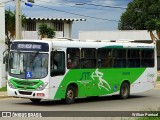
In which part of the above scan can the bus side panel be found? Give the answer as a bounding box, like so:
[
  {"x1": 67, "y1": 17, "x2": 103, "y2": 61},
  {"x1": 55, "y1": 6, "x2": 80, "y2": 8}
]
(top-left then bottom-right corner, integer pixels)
[
  {"x1": 49, "y1": 76, "x2": 66, "y2": 100},
  {"x1": 130, "y1": 68, "x2": 157, "y2": 94},
  {"x1": 53, "y1": 68, "x2": 146, "y2": 99}
]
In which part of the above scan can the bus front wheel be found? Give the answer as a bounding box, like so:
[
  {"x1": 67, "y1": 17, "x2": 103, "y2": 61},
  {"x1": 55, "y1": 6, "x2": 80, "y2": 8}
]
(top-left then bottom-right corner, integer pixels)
[
  {"x1": 65, "y1": 86, "x2": 76, "y2": 104},
  {"x1": 120, "y1": 82, "x2": 130, "y2": 99},
  {"x1": 30, "y1": 99, "x2": 41, "y2": 103}
]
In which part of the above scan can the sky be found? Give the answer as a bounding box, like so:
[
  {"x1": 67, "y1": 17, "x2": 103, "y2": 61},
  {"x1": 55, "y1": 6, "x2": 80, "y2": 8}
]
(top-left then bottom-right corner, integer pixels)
[{"x1": 5, "y1": 0, "x2": 133, "y2": 38}]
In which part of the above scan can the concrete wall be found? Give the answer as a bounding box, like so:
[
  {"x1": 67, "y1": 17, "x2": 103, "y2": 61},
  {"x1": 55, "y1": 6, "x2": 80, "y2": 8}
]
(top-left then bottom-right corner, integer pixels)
[
  {"x1": 22, "y1": 31, "x2": 63, "y2": 39},
  {"x1": 23, "y1": 21, "x2": 71, "y2": 39},
  {"x1": 79, "y1": 30, "x2": 152, "y2": 41},
  {"x1": 64, "y1": 22, "x2": 71, "y2": 38},
  {"x1": 0, "y1": 0, "x2": 6, "y2": 88}
]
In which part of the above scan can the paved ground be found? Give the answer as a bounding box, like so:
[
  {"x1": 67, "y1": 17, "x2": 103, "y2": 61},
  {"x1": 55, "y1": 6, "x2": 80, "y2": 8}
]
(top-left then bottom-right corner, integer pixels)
[
  {"x1": 0, "y1": 87, "x2": 160, "y2": 120},
  {"x1": 0, "y1": 74, "x2": 160, "y2": 120},
  {"x1": 0, "y1": 89, "x2": 160, "y2": 120},
  {"x1": 0, "y1": 89, "x2": 160, "y2": 111}
]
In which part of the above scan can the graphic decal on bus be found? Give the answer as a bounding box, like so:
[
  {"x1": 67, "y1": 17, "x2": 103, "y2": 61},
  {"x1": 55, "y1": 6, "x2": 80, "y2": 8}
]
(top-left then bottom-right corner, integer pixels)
[
  {"x1": 92, "y1": 69, "x2": 111, "y2": 91},
  {"x1": 147, "y1": 73, "x2": 155, "y2": 82}
]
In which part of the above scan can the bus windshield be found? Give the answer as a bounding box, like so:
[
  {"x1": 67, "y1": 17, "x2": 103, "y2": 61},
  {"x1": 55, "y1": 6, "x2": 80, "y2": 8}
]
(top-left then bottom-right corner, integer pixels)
[{"x1": 9, "y1": 51, "x2": 48, "y2": 79}]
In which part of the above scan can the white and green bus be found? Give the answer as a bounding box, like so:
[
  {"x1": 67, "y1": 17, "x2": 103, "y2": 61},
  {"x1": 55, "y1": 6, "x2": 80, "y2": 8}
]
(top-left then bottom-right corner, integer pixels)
[{"x1": 7, "y1": 38, "x2": 157, "y2": 104}]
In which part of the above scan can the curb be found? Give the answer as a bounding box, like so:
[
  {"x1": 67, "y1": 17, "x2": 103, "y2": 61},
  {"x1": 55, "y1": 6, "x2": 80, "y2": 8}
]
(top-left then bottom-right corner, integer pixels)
[
  {"x1": 156, "y1": 83, "x2": 160, "y2": 89},
  {"x1": 0, "y1": 95, "x2": 12, "y2": 99}
]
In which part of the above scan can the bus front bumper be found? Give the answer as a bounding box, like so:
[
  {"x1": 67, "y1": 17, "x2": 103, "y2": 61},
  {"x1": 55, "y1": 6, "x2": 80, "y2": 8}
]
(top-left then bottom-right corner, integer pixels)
[{"x1": 7, "y1": 86, "x2": 49, "y2": 100}]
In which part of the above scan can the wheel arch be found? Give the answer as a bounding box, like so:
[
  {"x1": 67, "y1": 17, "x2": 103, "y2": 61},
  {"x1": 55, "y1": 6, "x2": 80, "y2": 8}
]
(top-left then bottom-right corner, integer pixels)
[
  {"x1": 121, "y1": 80, "x2": 130, "y2": 87},
  {"x1": 67, "y1": 82, "x2": 78, "y2": 97},
  {"x1": 119, "y1": 80, "x2": 130, "y2": 99}
]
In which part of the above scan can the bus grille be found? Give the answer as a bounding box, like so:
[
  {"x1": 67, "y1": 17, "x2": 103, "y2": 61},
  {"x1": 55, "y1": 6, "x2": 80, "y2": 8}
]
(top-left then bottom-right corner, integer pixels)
[
  {"x1": 19, "y1": 91, "x2": 32, "y2": 95},
  {"x1": 11, "y1": 79, "x2": 43, "y2": 90},
  {"x1": 13, "y1": 80, "x2": 39, "y2": 86}
]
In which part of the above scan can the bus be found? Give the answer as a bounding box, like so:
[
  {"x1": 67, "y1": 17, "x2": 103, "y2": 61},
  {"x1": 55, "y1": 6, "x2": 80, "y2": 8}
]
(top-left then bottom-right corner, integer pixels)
[{"x1": 7, "y1": 38, "x2": 157, "y2": 104}]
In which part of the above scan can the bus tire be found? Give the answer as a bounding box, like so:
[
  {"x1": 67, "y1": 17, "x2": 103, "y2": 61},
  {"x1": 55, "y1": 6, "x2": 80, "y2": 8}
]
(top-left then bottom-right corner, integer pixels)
[
  {"x1": 65, "y1": 86, "x2": 76, "y2": 104},
  {"x1": 30, "y1": 99, "x2": 41, "y2": 103},
  {"x1": 120, "y1": 82, "x2": 130, "y2": 99}
]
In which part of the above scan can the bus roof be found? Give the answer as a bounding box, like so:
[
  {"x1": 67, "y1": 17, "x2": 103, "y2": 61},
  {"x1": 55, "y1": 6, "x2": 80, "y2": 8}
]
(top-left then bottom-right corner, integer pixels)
[
  {"x1": 51, "y1": 40, "x2": 155, "y2": 49},
  {"x1": 12, "y1": 39, "x2": 155, "y2": 49}
]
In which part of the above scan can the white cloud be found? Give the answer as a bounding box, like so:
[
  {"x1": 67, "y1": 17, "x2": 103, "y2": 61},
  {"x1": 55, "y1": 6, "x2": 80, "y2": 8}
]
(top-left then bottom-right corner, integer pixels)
[{"x1": 92, "y1": 0, "x2": 117, "y2": 6}]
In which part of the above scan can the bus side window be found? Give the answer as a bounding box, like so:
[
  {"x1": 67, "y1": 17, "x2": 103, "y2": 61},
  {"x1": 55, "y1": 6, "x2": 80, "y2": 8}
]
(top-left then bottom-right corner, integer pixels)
[
  {"x1": 51, "y1": 51, "x2": 65, "y2": 77},
  {"x1": 141, "y1": 50, "x2": 154, "y2": 67},
  {"x1": 81, "y1": 48, "x2": 96, "y2": 69},
  {"x1": 97, "y1": 48, "x2": 112, "y2": 68},
  {"x1": 112, "y1": 49, "x2": 126, "y2": 68},
  {"x1": 128, "y1": 49, "x2": 141, "y2": 68},
  {"x1": 67, "y1": 48, "x2": 80, "y2": 69}
]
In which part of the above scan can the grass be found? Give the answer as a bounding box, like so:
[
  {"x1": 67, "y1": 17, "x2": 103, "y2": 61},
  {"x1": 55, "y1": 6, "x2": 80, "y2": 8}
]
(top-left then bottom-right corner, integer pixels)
[
  {"x1": 157, "y1": 76, "x2": 160, "y2": 81},
  {"x1": 136, "y1": 118, "x2": 160, "y2": 120},
  {"x1": 0, "y1": 86, "x2": 7, "y2": 91}
]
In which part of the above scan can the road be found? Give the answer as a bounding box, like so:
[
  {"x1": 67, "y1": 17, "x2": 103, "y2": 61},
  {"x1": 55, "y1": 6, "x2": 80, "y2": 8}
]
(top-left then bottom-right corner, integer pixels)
[
  {"x1": 0, "y1": 89, "x2": 160, "y2": 112},
  {"x1": 0, "y1": 89, "x2": 160, "y2": 119}
]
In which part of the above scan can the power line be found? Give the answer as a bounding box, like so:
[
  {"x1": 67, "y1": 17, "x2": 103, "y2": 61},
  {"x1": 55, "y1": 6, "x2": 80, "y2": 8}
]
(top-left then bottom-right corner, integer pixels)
[
  {"x1": 27, "y1": 3, "x2": 119, "y2": 22},
  {"x1": 37, "y1": 0, "x2": 123, "y2": 12},
  {"x1": 5, "y1": 0, "x2": 119, "y2": 22}
]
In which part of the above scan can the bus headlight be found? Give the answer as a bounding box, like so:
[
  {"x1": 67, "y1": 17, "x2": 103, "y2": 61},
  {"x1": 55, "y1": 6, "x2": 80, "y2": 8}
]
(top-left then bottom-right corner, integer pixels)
[
  {"x1": 8, "y1": 81, "x2": 16, "y2": 89},
  {"x1": 36, "y1": 82, "x2": 48, "y2": 91}
]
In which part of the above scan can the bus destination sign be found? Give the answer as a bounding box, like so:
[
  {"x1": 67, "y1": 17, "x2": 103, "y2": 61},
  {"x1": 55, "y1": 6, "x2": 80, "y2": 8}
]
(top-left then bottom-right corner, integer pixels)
[
  {"x1": 11, "y1": 42, "x2": 49, "y2": 52},
  {"x1": 18, "y1": 44, "x2": 42, "y2": 49}
]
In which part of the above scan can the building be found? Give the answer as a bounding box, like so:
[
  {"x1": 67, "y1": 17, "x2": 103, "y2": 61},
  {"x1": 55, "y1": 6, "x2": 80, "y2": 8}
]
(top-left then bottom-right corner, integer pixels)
[
  {"x1": 79, "y1": 30, "x2": 160, "y2": 69},
  {"x1": 23, "y1": 17, "x2": 86, "y2": 39},
  {"x1": 0, "y1": 0, "x2": 6, "y2": 88},
  {"x1": 79, "y1": 30, "x2": 152, "y2": 42}
]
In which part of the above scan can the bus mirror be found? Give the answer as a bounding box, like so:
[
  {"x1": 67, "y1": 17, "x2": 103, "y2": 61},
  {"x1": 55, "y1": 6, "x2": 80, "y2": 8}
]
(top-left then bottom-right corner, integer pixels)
[
  {"x1": 3, "y1": 56, "x2": 6, "y2": 64},
  {"x1": 3, "y1": 49, "x2": 8, "y2": 64}
]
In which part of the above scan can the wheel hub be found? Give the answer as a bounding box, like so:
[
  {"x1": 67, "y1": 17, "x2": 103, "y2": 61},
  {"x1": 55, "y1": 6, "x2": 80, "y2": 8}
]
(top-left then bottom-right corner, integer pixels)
[{"x1": 67, "y1": 90, "x2": 73, "y2": 99}]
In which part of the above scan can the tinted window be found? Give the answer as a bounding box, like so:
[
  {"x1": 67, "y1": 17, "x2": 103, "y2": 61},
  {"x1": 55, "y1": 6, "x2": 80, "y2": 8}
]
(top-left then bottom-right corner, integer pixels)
[
  {"x1": 127, "y1": 49, "x2": 141, "y2": 68},
  {"x1": 81, "y1": 48, "x2": 96, "y2": 68},
  {"x1": 141, "y1": 50, "x2": 154, "y2": 67},
  {"x1": 51, "y1": 51, "x2": 65, "y2": 76},
  {"x1": 67, "y1": 48, "x2": 80, "y2": 69},
  {"x1": 112, "y1": 49, "x2": 126, "y2": 68},
  {"x1": 97, "y1": 48, "x2": 112, "y2": 68}
]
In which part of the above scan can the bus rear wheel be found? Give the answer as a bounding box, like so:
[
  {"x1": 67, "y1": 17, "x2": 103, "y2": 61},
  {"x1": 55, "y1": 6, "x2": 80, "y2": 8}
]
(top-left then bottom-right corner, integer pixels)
[
  {"x1": 65, "y1": 86, "x2": 76, "y2": 104},
  {"x1": 30, "y1": 99, "x2": 41, "y2": 103},
  {"x1": 120, "y1": 82, "x2": 130, "y2": 99}
]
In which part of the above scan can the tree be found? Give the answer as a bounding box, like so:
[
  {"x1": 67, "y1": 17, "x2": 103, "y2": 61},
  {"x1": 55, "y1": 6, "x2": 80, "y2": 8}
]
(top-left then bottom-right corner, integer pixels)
[
  {"x1": 5, "y1": 9, "x2": 26, "y2": 50},
  {"x1": 4, "y1": 10, "x2": 26, "y2": 71},
  {"x1": 118, "y1": 0, "x2": 160, "y2": 41},
  {"x1": 38, "y1": 23, "x2": 55, "y2": 39}
]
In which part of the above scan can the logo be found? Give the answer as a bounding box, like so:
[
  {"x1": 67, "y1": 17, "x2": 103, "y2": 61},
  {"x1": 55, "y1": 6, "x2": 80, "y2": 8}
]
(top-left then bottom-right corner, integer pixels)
[
  {"x1": 92, "y1": 69, "x2": 111, "y2": 91},
  {"x1": 24, "y1": 85, "x2": 27, "y2": 90},
  {"x1": 147, "y1": 73, "x2": 155, "y2": 82},
  {"x1": 2, "y1": 112, "x2": 11, "y2": 117},
  {"x1": 26, "y1": 72, "x2": 32, "y2": 79}
]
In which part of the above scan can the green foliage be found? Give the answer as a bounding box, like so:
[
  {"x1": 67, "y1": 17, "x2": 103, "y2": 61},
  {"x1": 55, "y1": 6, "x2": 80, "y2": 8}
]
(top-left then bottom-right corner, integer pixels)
[
  {"x1": 5, "y1": 9, "x2": 26, "y2": 49},
  {"x1": 0, "y1": 87, "x2": 7, "y2": 91},
  {"x1": 118, "y1": 0, "x2": 160, "y2": 33},
  {"x1": 38, "y1": 23, "x2": 55, "y2": 39},
  {"x1": 5, "y1": 9, "x2": 16, "y2": 44},
  {"x1": 136, "y1": 117, "x2": 160, "y2": 120},
  {"x1": 47, "y1": 27, "x2": 55, "y2": 38},
  {"x1": 157, "y1": 76, "x2": 160, "y2": 81}
]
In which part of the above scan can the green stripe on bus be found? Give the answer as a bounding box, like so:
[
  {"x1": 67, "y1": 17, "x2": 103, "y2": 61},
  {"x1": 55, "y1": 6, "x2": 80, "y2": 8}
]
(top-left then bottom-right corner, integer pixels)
[{"x1": 9, "y1": 78, "x2": 44, "y2": 90}]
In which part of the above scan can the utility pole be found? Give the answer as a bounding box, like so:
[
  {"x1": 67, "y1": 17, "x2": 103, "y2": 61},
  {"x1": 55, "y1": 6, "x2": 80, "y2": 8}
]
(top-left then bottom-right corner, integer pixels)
[{"x1": 15, "y1": 0, "x2": 22, "y2": 39}]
